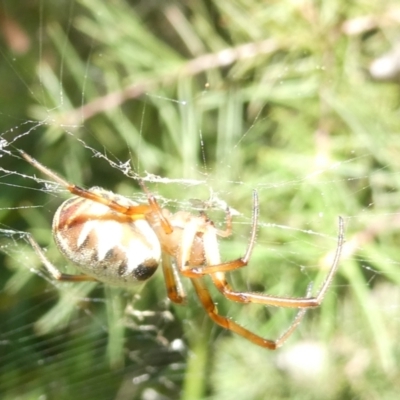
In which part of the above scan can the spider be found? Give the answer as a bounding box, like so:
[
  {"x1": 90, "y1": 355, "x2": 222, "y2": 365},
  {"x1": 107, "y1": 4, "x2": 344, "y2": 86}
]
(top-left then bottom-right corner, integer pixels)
[{"x1": 20, "y1": 150, "x2": 344, "y2": 349}]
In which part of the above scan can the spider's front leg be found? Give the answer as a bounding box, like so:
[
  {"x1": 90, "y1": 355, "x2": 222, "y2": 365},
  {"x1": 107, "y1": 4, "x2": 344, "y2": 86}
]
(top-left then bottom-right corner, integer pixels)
[{"x1": 20, "y1": 150, "x2": 162, "y2": 221}]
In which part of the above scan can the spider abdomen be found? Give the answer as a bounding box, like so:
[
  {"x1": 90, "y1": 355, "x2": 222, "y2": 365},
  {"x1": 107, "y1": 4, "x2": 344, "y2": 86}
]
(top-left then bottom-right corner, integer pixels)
[{"x1": 52, "y1": 189, "x2": 161, "y2": 286}]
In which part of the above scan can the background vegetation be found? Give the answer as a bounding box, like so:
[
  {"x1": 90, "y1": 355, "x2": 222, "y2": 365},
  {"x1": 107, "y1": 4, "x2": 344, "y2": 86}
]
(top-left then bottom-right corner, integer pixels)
[{"x1": 1, "y1": 1, "x2": 400, "y2": 399}]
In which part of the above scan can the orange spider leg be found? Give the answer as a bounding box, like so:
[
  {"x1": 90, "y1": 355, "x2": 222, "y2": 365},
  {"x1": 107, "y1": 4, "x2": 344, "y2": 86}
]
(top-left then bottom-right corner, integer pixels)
[
  {"x1": 138, "y1": 179, "x2": 173, "y2": 234},
  {"x1": 178, "y1": 191, "x2": 258, "y2": 278},
  {"x1": 177, "y1": 217, "x2": 252, "y2": 278},
  {"x1": 190, "y1": 277, "x2": 313, "y2": 349},
  {"x1": 210, "y1": 216, "x2": 344, "y2": 309},
  {"x1": 161, "y1": 253, "x2": 186, "y2": 304},
  {"x1": 215, "y1": 206, "x2": 233, "y2": 238},
  {"x1": 19, "y1": 150, "x2": 175, "y2": 231}
]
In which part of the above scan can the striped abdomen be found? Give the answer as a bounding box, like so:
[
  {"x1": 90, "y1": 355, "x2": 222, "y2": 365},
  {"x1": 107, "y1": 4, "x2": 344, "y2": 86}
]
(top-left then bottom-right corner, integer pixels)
[{"x1": 52, "y1": 187, "x2": 161, "y2": 286}]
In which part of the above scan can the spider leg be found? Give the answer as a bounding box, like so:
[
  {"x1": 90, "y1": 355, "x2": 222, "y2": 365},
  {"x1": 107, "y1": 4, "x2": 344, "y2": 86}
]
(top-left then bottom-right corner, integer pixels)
[
  {"x1": 177, "y1": 190, "x2": 259, "y2": 278},
  {"x1": 207, "y1": 205, "x2": 232, "y2": 238},
  {"x1": 26, "y1": 234, "x2": 98, "y2": 282},
  {"x1": 273, "y1": 282, "x2": 313, "y2": 346},
  {"x1": 210, "y1": 216, "x2": 345, "y2": 309},
  {"x1": 20, "y1": 151, "x2": 174, "y2": 232},
  {"x1": 216, "y1": 206, "x2": 232, "y2": 238},
  {"x1": 190, "y1": 277, "x2": 313, "y2": 349},
  {"x1": 176, "y1": 217, "x2": 250, "y2": 278},
  {"x1": 161, "y1": 253, "x2": 186, "y2": 304},
  {"x1": 138, "y1": 179, "x2": 173, "y2": 234}
]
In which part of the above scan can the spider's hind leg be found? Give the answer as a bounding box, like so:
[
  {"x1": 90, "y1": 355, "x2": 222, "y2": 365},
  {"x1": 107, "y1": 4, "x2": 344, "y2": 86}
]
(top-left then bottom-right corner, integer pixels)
[
  {"x1": 26, "y1": 234, "x2": 98, "y2": 282},
  {"x1": 190, "y1": 278, "x2": 312, "y2": 349}
]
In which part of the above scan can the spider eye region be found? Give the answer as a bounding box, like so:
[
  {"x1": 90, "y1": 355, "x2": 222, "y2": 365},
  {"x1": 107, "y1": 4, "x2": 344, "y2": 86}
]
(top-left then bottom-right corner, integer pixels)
[{"x1": 52, "y1": 195, "x2": 161, "y2": 286}]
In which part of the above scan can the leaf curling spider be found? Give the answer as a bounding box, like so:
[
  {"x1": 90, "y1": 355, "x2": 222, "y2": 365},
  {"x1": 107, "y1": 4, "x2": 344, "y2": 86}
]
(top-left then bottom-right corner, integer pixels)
[{"x1": 19, "y1": 150, "x2": 344, "y2": 349}]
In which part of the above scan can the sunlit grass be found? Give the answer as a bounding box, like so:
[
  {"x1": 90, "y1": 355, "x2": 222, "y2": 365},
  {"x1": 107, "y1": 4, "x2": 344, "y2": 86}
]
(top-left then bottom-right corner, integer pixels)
[{"x1": 1, "y1": 1, "x2": 400, "y2": 399}]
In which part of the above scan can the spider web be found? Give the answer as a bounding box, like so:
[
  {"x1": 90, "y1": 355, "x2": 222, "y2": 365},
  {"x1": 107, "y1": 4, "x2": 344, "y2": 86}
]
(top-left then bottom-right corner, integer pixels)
[{"x1": 1, "y1": 1, "x2": 400, "y2": 400}]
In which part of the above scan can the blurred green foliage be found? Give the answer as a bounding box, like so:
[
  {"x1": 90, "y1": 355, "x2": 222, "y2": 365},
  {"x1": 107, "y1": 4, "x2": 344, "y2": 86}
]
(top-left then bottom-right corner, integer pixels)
[{"x1": 1, "y1": 0, "x2": 400, "y2": 399}]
